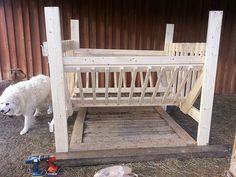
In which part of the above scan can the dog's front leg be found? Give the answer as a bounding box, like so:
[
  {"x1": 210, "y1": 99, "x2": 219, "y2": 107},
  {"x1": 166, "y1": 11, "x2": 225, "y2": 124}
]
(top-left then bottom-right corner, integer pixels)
[{"x1": 20, "y1": 113, "x2": 33, "y2": 135}]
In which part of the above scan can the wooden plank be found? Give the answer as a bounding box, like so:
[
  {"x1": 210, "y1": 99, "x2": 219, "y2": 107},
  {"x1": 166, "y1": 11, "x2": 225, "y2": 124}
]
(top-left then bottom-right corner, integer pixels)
[
  {"x1": 187, "y1": 107, "x2": 200, "y2": 123},
  {"x1": 105, "y1": 68, "x2": 109, "y2": 105},
  {"x1": 88, "y1": 107, "x2": 155, "y2": 113},
  {"x1": 155, "y1": 107, "x2": 196, "y2": 145},
  {"x1": 5, "y1": 0, "x2": 17, "y2": 70},
  {"x1": 139, "y1": 67, "x2": 151, "y2": 104},
  {"x1": 71, "y1": 97, "x2": 185, "y2": 108},
  {"x1": 229, "y1": 133, "x2": 236, "y2": 177},
  {"x1": 85, "y1": 72, "x2": 89, "y2": 88},
  {"x1": 70, "y1": 108, "x2": 87, "y2": 147},
  {"x1": 164, "y1": 24, "x2": 174, "y2": 51},
  {"x1": 55, "y1": 145, "x2": 229, "y2": 166},
  {"x1": 123, "y1": 70, "x2": 127, "y2": 88},
  {"x1": 77, "y1": 69, "x2": 84, "y2": 103},
  {"x1": 64, "y1": 56, "x2": 204, "y2": 66},
  {"x1": 114, "y1": 72, "x2": 117, "y2": 88},
  {"x1": 84, "y1": 126, "x2": 171, "y2": 134},
  {"x1": 117, "y1": 68, "x2": 123, "y2": 105},
  {"x1": 72, "y1": 137, "x2": 187, "y2": 151},
  {"x1": 74, "y1": 48, "x2": 165, "y2": 56},
  {"x1": 44, "y1": 7, "x2": 68, "y2": 152},
  {"x1": 85, "y1": 120, "x2": 166, "y2": 128},
  {"x1": 84, "y1": 130, "x2": 173, "y2": 138},
  {"x1": 91, "y1": 68, "x2": 96, "y2": 104},
  {"x1": 70, "y1": 19, "x2": 80, "y2": 49},
  {"x1": 64, "y1": 76, "x2": 73, "y2": 117},
  {"x1": 197, "y1": 11, "x2": 223, "y2": 145},
  {"x1": 128, "y1": 68, "x2": 137, "y2": 104},
  {"x1": 83, "y1": 133, "x2": 178, "y2": 143},
  {"x1": 29, "y1": 0, "x2": 42, "y2": 75},
  {"x1": 180, "y1": 72, "x2": 203, "y2": 114},
  {"x1": 0, "y1": 0, "x2": 11, "y2": 79},
  {"x1": 151, "y1": 68, "x2": 164, "y2": 102}
]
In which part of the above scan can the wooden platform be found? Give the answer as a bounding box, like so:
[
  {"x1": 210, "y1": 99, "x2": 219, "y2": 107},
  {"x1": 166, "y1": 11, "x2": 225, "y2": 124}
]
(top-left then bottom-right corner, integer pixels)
[{"x1": 70, "y1": 106, "x2": 196, "y2": 151}]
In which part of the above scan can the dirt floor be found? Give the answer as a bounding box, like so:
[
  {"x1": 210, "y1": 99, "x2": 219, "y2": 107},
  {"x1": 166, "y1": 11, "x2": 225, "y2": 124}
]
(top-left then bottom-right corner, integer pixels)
[{"x1": 0, "y1": 96, "x2": 235, "y2": 177}]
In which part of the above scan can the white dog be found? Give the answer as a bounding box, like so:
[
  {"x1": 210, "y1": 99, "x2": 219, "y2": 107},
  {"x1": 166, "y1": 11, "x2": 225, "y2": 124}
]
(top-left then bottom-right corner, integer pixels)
[{"x1": 0, "y1": 74, "x2": 53, "y2": 135}]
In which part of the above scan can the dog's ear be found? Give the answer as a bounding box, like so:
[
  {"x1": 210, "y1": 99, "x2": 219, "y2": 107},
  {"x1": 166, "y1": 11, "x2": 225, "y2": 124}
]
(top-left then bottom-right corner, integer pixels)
[{"x1": 10, "y1": 69, "x2": 26, "y2": 83}]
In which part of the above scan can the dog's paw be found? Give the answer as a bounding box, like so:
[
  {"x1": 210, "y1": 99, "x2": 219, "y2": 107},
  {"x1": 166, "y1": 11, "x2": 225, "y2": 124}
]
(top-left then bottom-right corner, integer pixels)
[
  {"x1": 20, "y1": 128, "x2": 28, "y2": 135},
  {"x1": 48, "y1": 122, "x2": 54, "y2": 132}
]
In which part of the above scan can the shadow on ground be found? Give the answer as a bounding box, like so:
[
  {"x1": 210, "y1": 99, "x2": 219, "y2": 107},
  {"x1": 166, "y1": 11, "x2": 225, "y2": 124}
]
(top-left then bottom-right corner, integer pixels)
[{"x1": 0, "y1": 96, "x2": 235, "y2": 177}]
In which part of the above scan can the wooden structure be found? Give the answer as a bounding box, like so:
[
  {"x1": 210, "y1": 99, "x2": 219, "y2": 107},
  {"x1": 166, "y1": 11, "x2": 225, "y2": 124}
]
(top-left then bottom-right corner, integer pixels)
[
  {"x1": 1, "y1": 0, "x2": 236, "y2": 95},
  {"x1": 44, "y1": 7, "x2": 223, "y2": 155},
  {"x1": 228, "y1": 133, "x2": 236, "y2": 177}
]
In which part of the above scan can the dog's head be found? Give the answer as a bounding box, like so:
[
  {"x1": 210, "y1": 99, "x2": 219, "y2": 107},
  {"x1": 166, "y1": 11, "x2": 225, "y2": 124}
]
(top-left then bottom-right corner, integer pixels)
[{"x1": 0, "y1": 90, "x2": 22, "y2": 116}]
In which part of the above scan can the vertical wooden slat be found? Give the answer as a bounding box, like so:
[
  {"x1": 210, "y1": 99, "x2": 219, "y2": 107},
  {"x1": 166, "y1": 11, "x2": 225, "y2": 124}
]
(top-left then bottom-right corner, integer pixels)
[
  {"x1": 123, "y1": 70, "x2": 127, "y2": 88},
  {"x1": 139, "y1": 72, "x2": 144, "y2": 87},
  {"x1": 77, "y1": 69, "x2": 84, "y2": 103},
  {"x1": 96, "y1": 72, "x2": 99, "y2": 88},
  {"x1": 151, "y1": 68, "x2": 164, "y2": 102},
  {"x1": 128, "y1": 67, "x2": 137, "y2": 104},
  {"x1": 12, "y1": 0, "x2": 27, "y2": 75},
  {"x1": 114, "y1": 72, "x2": 117, "y2": 88},
  {"x1": 91, "y1": 68, "x2": 96, "y2": 104},
  {"x1": 0, "y1": 0, "x2": 11, "y2": 79},
  {"x1": 22, "y1": 0, "x2": 33, "y2": 78},
  {"x1": 105, "y1": 68, "x2": 109, "y2": 105},
  {"x1": 38, "y1": 0, "x2": 49, "y2": 76},
  {"x1": 88, "y1": 0, "x2": 97, "y2": 48},
  {"x1": 29, "y1": 0, "x2": 42, "y2": 75},
  {"x1": 139, "y1": 67, "x2": 151, "y2": 104},
  {"x1": 117, "y1": 67, "x2": 123, "y2": 105},
  {"x1": 70, "y1": 19, "x2": 80, "y2": 49},
  {"x1": 164, "y1": 24, "x2": 174, "y2": 51},
  {"x1": 86, "y1": 72, "x2": 89, "y2": 88},
  {"x1": 4, "y1": 0, "x2": 17, "y2": 69}
]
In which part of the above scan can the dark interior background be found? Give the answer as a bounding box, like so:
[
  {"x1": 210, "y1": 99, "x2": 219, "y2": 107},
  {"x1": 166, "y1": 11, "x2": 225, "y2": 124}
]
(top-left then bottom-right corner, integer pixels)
[{"x1": 0, "y1": 0, "x2": 235, "y2": 94}]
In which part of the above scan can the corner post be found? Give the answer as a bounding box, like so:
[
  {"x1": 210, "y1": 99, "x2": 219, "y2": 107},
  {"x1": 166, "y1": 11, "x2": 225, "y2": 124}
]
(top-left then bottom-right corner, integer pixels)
[
  {"x1": 229, "y1": 133, "x2": 236, "y2": 176},
  {"x1": 164, "y1": 24, "x2": 174, "y2": 51},
  {"x1": 70, "y1": 19, "x2": 80, "y2": 49},
  {"x1": 197, "y1": 11, "x2": 223, "y2": 145},
  {"x1": 44, "y1": 7, "x2": 68, "y2": 152}
]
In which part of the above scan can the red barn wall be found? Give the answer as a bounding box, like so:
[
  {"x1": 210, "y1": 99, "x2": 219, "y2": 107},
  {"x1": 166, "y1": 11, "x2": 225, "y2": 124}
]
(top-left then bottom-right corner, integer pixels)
[{"x1": 0, "y1": 0, "x2": 235, "y2": 94}]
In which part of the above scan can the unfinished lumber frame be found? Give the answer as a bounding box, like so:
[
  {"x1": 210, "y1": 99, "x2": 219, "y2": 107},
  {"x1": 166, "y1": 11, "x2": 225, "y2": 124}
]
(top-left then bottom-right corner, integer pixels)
[{"x1": 44, "y1": 7, "x2": 223, "y2": 153}]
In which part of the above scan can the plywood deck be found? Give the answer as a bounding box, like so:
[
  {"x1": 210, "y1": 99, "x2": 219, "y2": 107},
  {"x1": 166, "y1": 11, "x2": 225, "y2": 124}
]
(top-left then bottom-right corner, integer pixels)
[{"x1": 70, "y1": 107, "x2": 196, "y2": 151}]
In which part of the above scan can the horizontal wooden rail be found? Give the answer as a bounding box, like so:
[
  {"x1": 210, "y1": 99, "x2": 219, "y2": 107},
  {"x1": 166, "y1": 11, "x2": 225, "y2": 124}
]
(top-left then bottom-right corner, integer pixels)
[
  {"x1": 71, "y1": 97, "x2": 185, "y2": 108},
  {"x1": 64, "y1": 56, "x2": 204, "y2": 66},
  {"x1": 74, "y1": 48, "x2": 166, "y2": 56},
  {"x1": 65, "y1": 65, "x2": 203, "y2": 72}
]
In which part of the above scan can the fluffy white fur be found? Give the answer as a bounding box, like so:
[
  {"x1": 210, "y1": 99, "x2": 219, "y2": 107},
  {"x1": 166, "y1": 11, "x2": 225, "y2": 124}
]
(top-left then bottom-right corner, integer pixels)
[{"x1": 0, "y1": 74, "x2": 53, "y2": 135}]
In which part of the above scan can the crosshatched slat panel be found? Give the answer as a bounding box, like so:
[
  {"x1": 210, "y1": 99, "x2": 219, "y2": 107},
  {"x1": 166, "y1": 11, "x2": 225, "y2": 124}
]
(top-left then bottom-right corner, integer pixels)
[{"x1": 68, "y1": 65, "x2": 202, "y2": 107}]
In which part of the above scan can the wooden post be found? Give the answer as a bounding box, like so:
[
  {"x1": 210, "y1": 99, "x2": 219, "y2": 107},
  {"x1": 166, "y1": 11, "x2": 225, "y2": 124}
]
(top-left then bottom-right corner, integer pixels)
[
  {"x1": 70, "y1": 19, "x2": 80, "y2": 49},
  {"x1": 45, "y1": 7, "x2": 69, "y2": 152},
  {"x1": 229, "y1": 133, "x2": 236, "y2": 177},
  {"x1": 163, "y1": 24, "x2": 174, "y2": 111},
  {"x1": 164, "y1": 24, "x2": 174, "y2": 51},
  {"x1": 197, "y1": 11, "x2": 223, "y2": 145}
]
